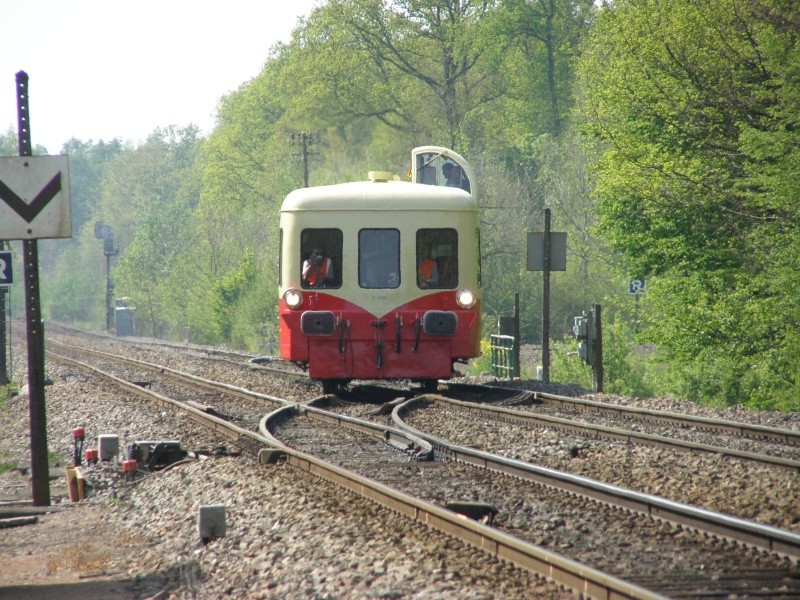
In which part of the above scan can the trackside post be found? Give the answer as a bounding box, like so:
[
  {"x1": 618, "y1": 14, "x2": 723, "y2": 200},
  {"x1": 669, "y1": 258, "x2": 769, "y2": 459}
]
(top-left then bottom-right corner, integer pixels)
[{"x1": 16, "y1": 71, "x2": 50, "y2": 506}]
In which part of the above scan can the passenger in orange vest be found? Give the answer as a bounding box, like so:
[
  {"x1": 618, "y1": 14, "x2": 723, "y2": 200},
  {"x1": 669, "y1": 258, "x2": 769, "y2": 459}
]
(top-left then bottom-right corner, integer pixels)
[
  {"x1": 302, "y1": 246, "x2": 334, "y2": 288},
  {"x1": 417, "y1": 249, "x2": 439, "y2": 289}
]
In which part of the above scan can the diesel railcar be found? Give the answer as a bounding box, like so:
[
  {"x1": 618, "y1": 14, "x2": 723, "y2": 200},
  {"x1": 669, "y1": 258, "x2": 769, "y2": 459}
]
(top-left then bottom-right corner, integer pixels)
[{"x1": 278, "y1": 146, "x2": 481, "y2": 392}]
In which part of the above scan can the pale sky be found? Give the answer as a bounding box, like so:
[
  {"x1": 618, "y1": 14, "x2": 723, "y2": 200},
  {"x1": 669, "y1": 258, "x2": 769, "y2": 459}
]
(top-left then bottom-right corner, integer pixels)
[{"x1": 0, "y1": 0, "x2": 318, "y2": 154}]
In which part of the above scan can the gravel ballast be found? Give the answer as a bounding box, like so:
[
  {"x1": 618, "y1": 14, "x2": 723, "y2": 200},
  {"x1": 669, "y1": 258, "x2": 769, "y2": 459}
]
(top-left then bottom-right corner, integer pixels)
[
  {"x1": 0, "y1": 349, "x2": 569, "y2": 599},
  {"x1": 2, "y1": 332, "x2": 798, "y2": 598}
]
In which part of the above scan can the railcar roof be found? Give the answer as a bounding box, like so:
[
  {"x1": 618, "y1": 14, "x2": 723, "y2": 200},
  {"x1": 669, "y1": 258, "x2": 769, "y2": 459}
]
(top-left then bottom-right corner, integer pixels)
[{"x1": 281, "y1": 179, "x2": 477, "y2": 212}]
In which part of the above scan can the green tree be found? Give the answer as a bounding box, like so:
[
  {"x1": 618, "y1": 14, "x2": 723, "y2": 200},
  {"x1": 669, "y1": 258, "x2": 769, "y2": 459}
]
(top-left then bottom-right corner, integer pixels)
[
  {"x1": 103, "y1": 127, "x2": 202, "y2": 336},
  {"x1": 286, "y1": 0, "x2": 507, "y2": 150},
  {"x1": 174, "y1": 53, "x2": 295, "y2": 349},
  {"x1": 0, "y1": 127, "x2": 48, "y2": 156},
  {"x1": 45, "y1": 231, "x2": 105, "y2": 325},
  {"x1": 498, "y1": 0, "x2": 595, "y2": 138},
  {"x1": 59, "y1": 138, "x2": 127, "y2": 236},
  {"x1": 579, "y1": 0, "x2": 800, "y2": 408}
]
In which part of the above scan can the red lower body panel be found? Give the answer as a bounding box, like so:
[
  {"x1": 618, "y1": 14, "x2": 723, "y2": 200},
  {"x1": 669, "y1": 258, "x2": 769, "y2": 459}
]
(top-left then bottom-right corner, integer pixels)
[
  {"x1": 280, "y1": 292, "x2": 480, "y2": 381},
  {"x1": 307, "y1": 339, "x2": 453, "y2": 379}
]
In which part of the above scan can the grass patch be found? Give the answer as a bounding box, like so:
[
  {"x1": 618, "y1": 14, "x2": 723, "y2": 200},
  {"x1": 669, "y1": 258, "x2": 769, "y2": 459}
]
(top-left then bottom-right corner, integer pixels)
[
  {"x1": 0, "y1": 451, "x2": 17, "y2": 475},
  {"x1": 46, "y1": 544, "x2": 111, "y2": 576},
  {"x1": 0, "y1": 383, "x2": 16, "y2": 409},
  {"x1": 48, "y1": 450, "x2": 68, "y2": 464}
]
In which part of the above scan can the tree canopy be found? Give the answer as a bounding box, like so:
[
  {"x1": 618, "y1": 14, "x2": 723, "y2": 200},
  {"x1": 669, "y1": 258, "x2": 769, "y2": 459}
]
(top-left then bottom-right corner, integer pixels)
[
  {"x1": 580, "y1": 0, "x2": 800, "y2": 406},
  {"x1": 13, "y1": 0, "x2": 798, "y2": 409}
]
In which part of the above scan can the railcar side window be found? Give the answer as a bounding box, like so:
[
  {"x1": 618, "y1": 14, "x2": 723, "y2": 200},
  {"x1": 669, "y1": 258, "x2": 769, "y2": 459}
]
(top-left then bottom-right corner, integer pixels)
[
  {"x1": 359, "y1": 229, "x2": 400, "y2": 289},
  {"x1": 416, "y1": 229, "x2": 458, "y2": 289},
  {"x1": 300, "y1": 228, "x2": 342, "y2": 289}
]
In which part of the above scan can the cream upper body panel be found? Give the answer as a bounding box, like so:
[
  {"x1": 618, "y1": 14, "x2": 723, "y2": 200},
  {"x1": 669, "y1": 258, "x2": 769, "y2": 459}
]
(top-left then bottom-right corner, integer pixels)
[{"x1": 281, "y1": 179, "x2": 476, "y2": 213}]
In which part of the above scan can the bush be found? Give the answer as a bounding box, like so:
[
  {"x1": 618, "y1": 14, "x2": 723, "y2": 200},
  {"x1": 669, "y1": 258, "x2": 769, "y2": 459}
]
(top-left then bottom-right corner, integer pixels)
[
  {"x1": 467, "y1": 338, "x2": 494, "y2": 376},
  {"x1": 550, "y1": 339, "x2": 592, "y2": 389},
  {"x1": 551, "y1": 316, "x2": 655, "y2": 397}
]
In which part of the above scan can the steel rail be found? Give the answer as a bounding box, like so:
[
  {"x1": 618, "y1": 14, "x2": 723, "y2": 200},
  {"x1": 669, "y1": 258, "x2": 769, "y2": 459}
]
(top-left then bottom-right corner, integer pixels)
[
  {"x1": 48, "y1": 351, "x2": 272, "y2": 452},
  {"x1": 259, "y1": 405, "x2": 668, "y2": 600},
  {"x1": 444, "y1": 382, "x2": 800, "y2": 446},
  {"x1": 44, "y1": 321, "x2": 258, "y2": 362},
  {"x1": 46, "y1": 333, "x2": 306, "y2": 378},
  {"x1": 50, "y1": 348, "x2": 666, "y2": 599},
  {"x1": 302, "y1": 398, "x2": 434, "y2": 459},
  {"x1": 46, "y1": 340, "x2": 292, "y2": 408},
  {"x1": 426, "y1": 394, "x2": 800, "y2": 472},
  {"x1": 531, "y1": 390, "x2": 800, "y2": 446},
  {"x1": 392, "y1": 396, "x2": 800, "y2": 561}
]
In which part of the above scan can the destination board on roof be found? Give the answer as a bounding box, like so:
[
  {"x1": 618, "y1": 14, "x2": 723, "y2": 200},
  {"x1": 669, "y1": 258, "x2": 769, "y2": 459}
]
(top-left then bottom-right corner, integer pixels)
[{"x1": 0, "y1": 155, "x2": 71, "y2": 240}]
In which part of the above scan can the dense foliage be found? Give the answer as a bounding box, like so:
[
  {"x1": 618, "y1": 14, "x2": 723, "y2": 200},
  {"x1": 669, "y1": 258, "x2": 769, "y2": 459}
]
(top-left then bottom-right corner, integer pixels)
[
  {"x1": 3, "y1": 0, "x2": 797, "y2": 409},
  {"x1": 580, "y1": 0, "x2": 800, "y2": 408}
]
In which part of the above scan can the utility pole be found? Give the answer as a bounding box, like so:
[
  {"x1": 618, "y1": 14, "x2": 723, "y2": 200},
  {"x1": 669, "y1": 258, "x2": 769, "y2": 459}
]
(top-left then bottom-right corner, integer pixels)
[
  {"x1": 1, "y1": 72, "x2": 70, "y2": 507},
  {"x1": 542, "y1": 208, "x2": 552, "y2": 382},
  {"x1": 513, "y1": 292, "x2": 521, "y2": 378},
  {"x1": 592, "y1": 303, "x2": 604, "y2": 393},
  {"x1": 572, "y1": 303, "x2": 604, "y2": 393},
  {"x1": 291, "y1": 132, "x2": 317, "y2": 187}
]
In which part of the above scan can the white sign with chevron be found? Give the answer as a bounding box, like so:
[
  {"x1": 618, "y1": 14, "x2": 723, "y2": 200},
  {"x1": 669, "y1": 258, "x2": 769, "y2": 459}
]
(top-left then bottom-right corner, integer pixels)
[{"x1": 0, "y1": 155, "x2": 71, "y2": 240}]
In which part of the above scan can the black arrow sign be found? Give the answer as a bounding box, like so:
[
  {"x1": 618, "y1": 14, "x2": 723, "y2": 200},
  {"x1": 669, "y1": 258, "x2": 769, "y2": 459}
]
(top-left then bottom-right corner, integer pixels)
[{"x1": 0, "y1": 172, "x2": 62, "y2": 223}]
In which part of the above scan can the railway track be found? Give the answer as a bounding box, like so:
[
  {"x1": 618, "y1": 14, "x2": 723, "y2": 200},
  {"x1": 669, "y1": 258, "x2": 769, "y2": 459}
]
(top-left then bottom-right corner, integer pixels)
[
  {"x1": 420, "y1": 393, "x2": 800, "y2": 470},
  {"x1": 532, "y1": 390, "x2": 800, "y2": 449},
  {"x1": 268, "y1": 397, "x2": 800, "y2": 598},
  {"x1": 37, "y1": 335, "x2": 800, "y2": 598},
  {"x1": 446, "y1": 382, "x2": 800, "y2": 451},
  {"x1": 43, "y1": 321, "x2": 306, "y2": 380},
  {"x1": 40, "y1": 341, "x2": 662, "y2": 597},
  {"x1": 4, "y1": 339, "x2": 570, "y2": 597},
  {"x1": 329, "y1": 392, "x2": 800, "y2": 533}
]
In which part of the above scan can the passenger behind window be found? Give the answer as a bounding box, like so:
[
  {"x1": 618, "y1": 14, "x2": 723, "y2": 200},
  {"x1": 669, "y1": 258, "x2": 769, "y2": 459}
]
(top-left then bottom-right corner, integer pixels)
[{"x1": 432, "y1": 244, "x2": 457, "y2": 288}]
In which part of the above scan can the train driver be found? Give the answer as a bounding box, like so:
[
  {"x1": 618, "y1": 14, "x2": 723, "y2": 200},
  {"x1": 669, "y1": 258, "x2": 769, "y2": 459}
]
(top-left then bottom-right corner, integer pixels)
[
  {"x1": 418, "y1": 248, "x2": 439, "y2": 289},
  {"x1": 302, "y1": 246, "x2": 335, "y2": 288}
]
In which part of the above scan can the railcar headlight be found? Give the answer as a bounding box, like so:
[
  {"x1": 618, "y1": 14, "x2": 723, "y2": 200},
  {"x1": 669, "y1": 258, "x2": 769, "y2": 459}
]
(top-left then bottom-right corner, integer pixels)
[
  {"x1": 283, "y1": 288, "x2": 304, "y2": 310},
  {"x1": 456, "y1": 289, "x2": 476, "y2": 309}
]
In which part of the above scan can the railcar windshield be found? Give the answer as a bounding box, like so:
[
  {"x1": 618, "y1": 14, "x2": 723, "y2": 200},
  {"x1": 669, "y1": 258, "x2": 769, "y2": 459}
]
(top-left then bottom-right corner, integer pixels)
[
  {"x1": 300, "y1": 228, "x2": 342, "y2": 289},
  {"x1": 359, "y1": 229, "x2": 400, "y2": 289},
  {"x1": 414, "y1": 151, "x2": 471, "y2": 193},
  {"x1": 416, "y1": 228, "x2": 458, "y2": 289}
]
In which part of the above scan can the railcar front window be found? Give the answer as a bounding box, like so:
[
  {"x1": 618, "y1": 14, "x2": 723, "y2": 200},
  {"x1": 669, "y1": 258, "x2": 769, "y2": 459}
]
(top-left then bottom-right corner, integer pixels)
[
  {"x1": 359, "y1": 229, "x2": 400, "y2": 289},
  {"x1": 417, "y1": 229, "x2": 458, "y2": 289},
  {"x1": 415, "y1": 152, "x2": 471, "y2": 192},
  {"x1": 300, "y1": 228, "x2": 342, "y2": 289}
]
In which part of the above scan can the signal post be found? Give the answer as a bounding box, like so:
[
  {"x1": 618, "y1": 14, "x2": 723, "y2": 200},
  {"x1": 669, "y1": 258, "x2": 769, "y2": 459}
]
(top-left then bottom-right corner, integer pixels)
[{"x1": 527, "y1": 208, "x2": 567, "y2": 383}]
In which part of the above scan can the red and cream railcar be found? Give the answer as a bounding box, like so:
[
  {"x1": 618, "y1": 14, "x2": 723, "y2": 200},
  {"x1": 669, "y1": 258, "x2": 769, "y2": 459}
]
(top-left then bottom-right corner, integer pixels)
[{"x1": 278, "y1": 146, "x2": 481, "y2": 392}]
